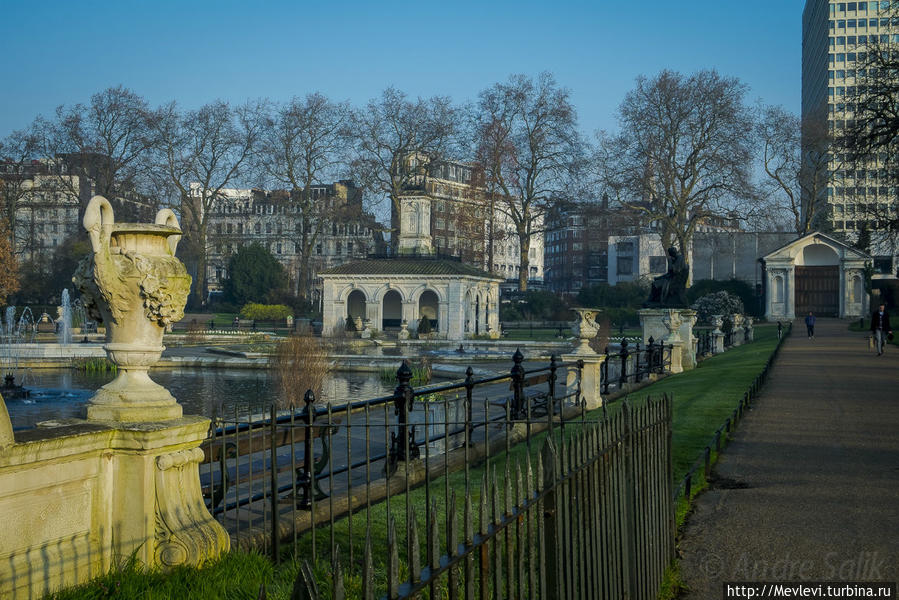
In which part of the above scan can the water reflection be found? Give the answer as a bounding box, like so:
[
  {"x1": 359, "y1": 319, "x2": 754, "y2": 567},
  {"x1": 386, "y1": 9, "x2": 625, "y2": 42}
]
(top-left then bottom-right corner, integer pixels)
[{"x1": 5, "y1": 368, "x2": 401, "y2": 430}]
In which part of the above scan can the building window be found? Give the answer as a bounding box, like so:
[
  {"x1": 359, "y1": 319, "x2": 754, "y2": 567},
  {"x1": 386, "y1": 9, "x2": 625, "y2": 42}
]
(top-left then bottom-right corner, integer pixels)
[{"x1": 617, "y1": 256, "x2": 633, "y2": 275}]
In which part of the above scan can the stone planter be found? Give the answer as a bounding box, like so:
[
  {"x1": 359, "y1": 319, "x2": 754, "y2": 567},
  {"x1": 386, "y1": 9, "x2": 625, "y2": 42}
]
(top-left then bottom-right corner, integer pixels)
[{"x1": 74, "y1": 196, "x2": 191, "y2": 422}]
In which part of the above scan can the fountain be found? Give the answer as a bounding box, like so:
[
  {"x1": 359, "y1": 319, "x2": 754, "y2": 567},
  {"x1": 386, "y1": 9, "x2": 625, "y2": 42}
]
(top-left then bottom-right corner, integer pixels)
[
  {"x1": 73, "y1": 195, "x2": 191, "y2": 421},
  {"x1": 58, "y1": 288, "x2": 73, "y2": 344},
  {"x1": 0, "y1": 306, "x2": 36, "y2": 398}
]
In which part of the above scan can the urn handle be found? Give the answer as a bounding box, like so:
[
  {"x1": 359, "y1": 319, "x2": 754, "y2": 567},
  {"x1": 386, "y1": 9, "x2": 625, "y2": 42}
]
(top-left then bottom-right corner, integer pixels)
[
  {"x1": 83, "y1": 195, "x2": 115, "y2": 254},
  {"x1": 155, "y1": 208, "x2": 182, "y2": 255}
]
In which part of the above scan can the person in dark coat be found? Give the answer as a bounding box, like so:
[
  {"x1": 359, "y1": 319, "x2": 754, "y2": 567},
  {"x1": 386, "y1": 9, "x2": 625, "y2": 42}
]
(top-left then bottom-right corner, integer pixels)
[
  {"x1": 805, "y1": 312, "x2": 816, "y2": 339},
  {"x1": 870, "y1": 303, "x2": 892, "y2": 356}
]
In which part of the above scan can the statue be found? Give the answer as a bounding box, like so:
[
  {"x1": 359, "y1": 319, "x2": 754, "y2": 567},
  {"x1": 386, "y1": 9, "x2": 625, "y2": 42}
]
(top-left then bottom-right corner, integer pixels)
[{"x1": 645, "y1": 247, "x2": 688, "y2": 308}]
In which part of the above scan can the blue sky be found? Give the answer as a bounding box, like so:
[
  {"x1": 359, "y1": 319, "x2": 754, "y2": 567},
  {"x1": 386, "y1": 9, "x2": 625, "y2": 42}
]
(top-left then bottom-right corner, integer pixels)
[{"x1": 0, "y1": 0, "x2": 804, "y2": 141}]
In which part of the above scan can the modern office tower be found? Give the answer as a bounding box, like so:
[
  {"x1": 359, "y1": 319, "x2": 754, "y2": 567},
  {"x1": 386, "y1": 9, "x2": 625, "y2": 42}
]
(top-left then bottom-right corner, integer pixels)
[{"x1": 802, "y1": 0, "x2": 898, "y2": 272}]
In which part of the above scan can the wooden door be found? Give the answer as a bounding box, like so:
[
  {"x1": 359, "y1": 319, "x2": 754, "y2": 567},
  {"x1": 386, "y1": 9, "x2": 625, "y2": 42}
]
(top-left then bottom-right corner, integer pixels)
[{"x1": 795, "y1": 266, "x2": 839, "y2": 316}]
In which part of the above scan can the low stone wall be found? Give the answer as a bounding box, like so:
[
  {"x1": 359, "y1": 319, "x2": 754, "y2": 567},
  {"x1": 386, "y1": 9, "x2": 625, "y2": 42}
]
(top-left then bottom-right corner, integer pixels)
[{"x1": 0, "y1": 415, "x2": 228, "y2": 600}]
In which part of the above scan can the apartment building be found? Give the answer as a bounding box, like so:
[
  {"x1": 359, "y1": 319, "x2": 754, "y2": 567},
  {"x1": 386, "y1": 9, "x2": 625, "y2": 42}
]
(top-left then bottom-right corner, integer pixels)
[
  {"x1": 802, "y1": 0, "x2": 898, "y2": 270},
  {"x1": 399, "y1": 158, "x2": 544, "y2": 285},
  {"x1": 201, "y1": 181, "x2": 385, "y2": 299}
]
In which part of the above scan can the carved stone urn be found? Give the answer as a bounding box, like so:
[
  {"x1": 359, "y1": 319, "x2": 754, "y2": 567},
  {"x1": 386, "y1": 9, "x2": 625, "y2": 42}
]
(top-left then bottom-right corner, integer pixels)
[
  {"x1": 74, "y1": 196, "x2": 191, "y2": 422},
  {"x1": 570, "y1": 308, "x2": 601, "y2": 355},
  {"x1": 711, "y1": 314, "x2": 724, "y2": 335}
]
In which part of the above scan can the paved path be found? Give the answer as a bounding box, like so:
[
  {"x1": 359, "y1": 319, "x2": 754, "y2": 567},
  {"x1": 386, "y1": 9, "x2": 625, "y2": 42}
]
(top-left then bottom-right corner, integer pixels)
[{"x1": 679, "y1": 319, "x2": 899, "y2": 597}]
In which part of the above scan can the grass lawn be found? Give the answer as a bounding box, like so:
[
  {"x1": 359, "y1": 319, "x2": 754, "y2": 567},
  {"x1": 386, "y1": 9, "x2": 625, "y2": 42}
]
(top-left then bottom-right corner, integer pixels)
[{"x1": 46, "y1": 325, "x2": 784, "y2": 600}]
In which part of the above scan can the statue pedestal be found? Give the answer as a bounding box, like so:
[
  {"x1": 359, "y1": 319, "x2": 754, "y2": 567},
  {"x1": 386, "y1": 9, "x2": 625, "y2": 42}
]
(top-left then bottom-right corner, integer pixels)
[
  {"x1": 638, "y1": 308, "x2": 698, "y2": 373},
  {"x1": 564, "y1": 308, "x2": 604, "y2": 409},
  {"x1": 562, "y1": 353, "x2": 605, "y2": 410}
]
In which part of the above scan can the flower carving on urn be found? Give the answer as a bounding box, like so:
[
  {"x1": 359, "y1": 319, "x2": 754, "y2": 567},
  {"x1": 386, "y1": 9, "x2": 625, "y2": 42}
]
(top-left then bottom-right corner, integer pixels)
[
  {"x1": 571, "y1": 308, "x2": 601, "y2": 355},
  {"x1": 73, "y1": 196, "x2": 191, "y2": 422}
]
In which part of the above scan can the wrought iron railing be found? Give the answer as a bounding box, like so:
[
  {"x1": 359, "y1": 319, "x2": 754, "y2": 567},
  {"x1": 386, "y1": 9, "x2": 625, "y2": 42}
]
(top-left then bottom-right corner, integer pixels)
[{"x1": 199, "y1": 349, "x2": 677, "y2": 599}]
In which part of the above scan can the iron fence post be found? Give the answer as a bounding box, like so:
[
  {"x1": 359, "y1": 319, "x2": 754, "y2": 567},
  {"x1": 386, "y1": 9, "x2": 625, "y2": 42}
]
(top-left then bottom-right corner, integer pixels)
[
  {"x1": 389, "y1": 360, "x2": 418, "y2": 464},
  {"x1": 464, "y1": 366, "x2": 474, "y2": 435},
  {"x1": 619, "y1": 339, "x2": 629, "y2": 389},
  {"x1": 511, "y1": 348, "x2": 525, "y2": 418},
  {"x1": 602, "y1": 346, "x2": 611, "y2": 394},
  {"x1": 548, "y1": 354, "x2": 558, "y2": 414},
  {"x1": 635, "y1": 341, "x2": 643, "y2": 382},
  {"x1": 576, "y1": 359, "x2": 584, "y2": 410},
  {"x1": 270, "y1": 403, "x2": 280, "y2": 563},
  {"x1": 296, "y1": 390, "x2": 315, "y2": 509}
]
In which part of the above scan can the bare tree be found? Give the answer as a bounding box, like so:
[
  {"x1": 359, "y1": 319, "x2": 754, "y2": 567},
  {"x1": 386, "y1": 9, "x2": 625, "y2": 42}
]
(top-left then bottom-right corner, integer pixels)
[
  {"x1": 0, "y1": 128, "x2": 39, "y2": 248},
  {"x1": 0, "y1": 218, "x2": 19, "y2": 305},
  {"x1": 599, "y1": 70, "x2": 755, "y2": 256},
  {"x1": 148, "y1": 99, "x2": 264, "y2": 307},
  {"x1": 758, "y1": 105, "x2": 839, "y2": 234},
  {"x1": 259, "y1": 94, "x2": 350, "y2": 301},
  {"x1": 33, "y1": 86, "x2": 156, "y2": 219},
  {"x1": 474, "y1": 73, "x2": 582, "y2": 291},
  {"x1": 351, "y1": 87, "x2": 458, "y2": 248}
]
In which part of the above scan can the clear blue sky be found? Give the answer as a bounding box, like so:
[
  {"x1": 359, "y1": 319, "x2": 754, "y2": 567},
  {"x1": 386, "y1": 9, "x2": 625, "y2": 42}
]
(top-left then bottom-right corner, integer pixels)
[{"x1": 0, "y1": 0, "x2": 804, "y2": 141}]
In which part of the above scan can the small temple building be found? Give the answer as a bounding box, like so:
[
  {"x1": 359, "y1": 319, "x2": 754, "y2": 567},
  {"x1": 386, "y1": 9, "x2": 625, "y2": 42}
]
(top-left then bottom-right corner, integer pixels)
[{"x1": 318, "y1": 194, "x2": 502, "y2": 340}]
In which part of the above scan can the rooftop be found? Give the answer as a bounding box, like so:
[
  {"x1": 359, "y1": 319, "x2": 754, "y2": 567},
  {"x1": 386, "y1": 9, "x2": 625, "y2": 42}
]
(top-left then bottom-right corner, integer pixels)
[{"x1": 319, "y1": 257, "x2": 502, "y2": 279}]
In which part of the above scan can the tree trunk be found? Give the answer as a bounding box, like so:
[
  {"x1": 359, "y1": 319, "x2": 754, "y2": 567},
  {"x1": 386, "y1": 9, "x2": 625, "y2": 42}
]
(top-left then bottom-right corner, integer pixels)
[
  {"x1": 192, "y1": 227, "x2": 208, "y2": 308},
  {"x1": 518, "y1": 232, "x2": 530, "y2": 292}
]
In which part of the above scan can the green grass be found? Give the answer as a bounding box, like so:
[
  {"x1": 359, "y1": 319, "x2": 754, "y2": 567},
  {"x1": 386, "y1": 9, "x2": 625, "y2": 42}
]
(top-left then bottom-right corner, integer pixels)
[{"x1": 46, "y1": 326, "x2": 784, "y2": 599}]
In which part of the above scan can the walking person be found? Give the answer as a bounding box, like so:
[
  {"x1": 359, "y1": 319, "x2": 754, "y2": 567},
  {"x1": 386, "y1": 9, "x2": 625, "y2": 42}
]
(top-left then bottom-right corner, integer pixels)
[
  {"x1": 777, "y1": 321, "x2": 783, "y2": 340},
  {"x1": 870, "y1": 303, "x2": 892, "y2": 356},
  {"x1": 805, "y1": 311, "x2": 816, "y2": 339}
]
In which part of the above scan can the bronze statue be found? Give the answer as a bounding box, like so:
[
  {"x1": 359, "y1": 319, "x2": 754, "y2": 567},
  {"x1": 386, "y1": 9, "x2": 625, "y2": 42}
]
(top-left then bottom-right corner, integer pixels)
[{"x1": 645, "y1": 247, "x2": 688, "y2": 308}]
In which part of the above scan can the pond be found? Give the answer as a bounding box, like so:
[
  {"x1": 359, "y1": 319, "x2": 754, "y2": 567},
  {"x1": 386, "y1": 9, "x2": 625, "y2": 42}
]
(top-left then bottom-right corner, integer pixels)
[{"x1": 4, "y1": 368, "x2": 407, "y2": 431}]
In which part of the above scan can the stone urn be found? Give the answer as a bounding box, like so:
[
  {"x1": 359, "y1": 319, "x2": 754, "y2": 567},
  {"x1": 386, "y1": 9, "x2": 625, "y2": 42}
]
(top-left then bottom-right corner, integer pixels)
[
  {"x1": 73, "y1": 196, "x2": 191, "y2": 422},
  {"x1": 570, "y1": 308, "x2": 601, "y2": 355},
  {"x1": 711, "y1": 314, "x2": 724, "y2": 335},
  {"x1": 398, "y1": 319, "x2": 410, "y2": 340}
]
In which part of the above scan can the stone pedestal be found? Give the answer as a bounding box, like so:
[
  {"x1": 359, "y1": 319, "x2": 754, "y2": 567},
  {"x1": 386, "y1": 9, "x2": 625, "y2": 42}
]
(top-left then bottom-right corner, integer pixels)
[
  {"x1": 711, "y1": 315, "x2": 725, "y2": 354},
  {"x1": 745, "y1": 317, "x2": 754, "y2": 342},
  {"x1": 398, "y1": 320, "x2": 410, "y2": 340},
  {"x1": 563, "y1": 308, "x2": 604, "y2": 409},
  {"x1": 0, "y1": 416, "x2": 229, "y2": 599},
  {"x1": 562, "y1": 354, "x2": 605, "y2": 410},
  {"x1": 731, "y1": 314, "x2": 745, "y2": 346},
  {"x1": 638, "y1": 308, "x2": 698, "y2": 373},
  {"x1": 108, "y1": 417, "x2": 230, "y2": 568},
  {"x1": 360, "y1": 319, "x2": 372, "y2": 339}
]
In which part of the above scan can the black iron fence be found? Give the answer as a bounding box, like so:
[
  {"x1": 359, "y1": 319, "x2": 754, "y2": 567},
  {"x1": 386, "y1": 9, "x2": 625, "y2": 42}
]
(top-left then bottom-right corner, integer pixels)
[
  {"x1": 696, "y1": 329, "x2": 713, "y2": 356},
  {"x1": 171, "y1": 318, "x2": 318, "y2": 337},
  {"x1": 600, "y1": 337, "x2": 672, "y2": 395},
  {"x1": 200, "y1": 350, "x2": 675, "y2": 599}
]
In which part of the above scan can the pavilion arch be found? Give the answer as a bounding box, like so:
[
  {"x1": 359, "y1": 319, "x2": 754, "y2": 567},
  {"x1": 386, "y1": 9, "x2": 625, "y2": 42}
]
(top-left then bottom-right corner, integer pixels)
[
  {"x1": 418, "y1": 290, "x2": 440, "y2": 331},
  {"x1": 382, "y1": 289, "x2": 403, "y2": 330},
  {"x1": 346, "y1": 289, "x2": 367, "y2": 322},
  {"x1": 410, "y1": 284, "x2": 447, "y2": 305},
  {"x1": 337, "y1": 284, "x2": 372, "y2": 304},
  {"x1": 372, "y1": 283, "x2": 408, "y2": 304}
]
